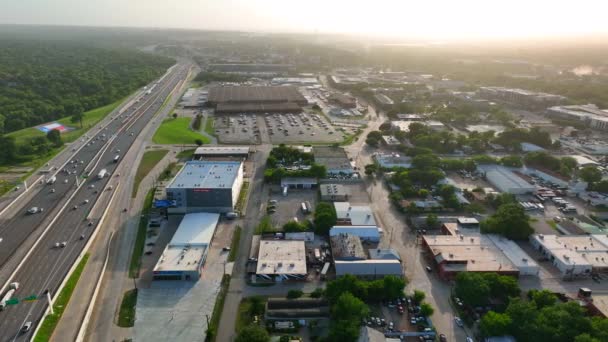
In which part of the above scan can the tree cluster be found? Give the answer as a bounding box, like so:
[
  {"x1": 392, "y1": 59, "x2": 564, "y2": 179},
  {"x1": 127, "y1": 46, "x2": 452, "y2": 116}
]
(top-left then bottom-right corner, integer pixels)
[
  {"x1": 325, "y1": 274, "x2": 406, "y2": 304},
  {"x1": 480, "y1": 202, "x2": 533, "y2": 240},
  {"x1": 365, "y1": 131, "x2": 383, "y2": 147},
  {"x1": 313, "y1": 202, "x2": 337, "y2": 235},
  {"x1": 524, "y1": 152, "x2": 577, "y2": 178},
  {"x1": 282, "y1": 220, "x2": 309, "y2": 233},
  {"x1": 494, "y1": 127, "x2": 554, "y2": 151},
  {"x1": 454, "y1": 272, "x2": 521, "y2": 308},
  {"x1": 479, "y1": 289, "x2": 608, "y2": 342}
]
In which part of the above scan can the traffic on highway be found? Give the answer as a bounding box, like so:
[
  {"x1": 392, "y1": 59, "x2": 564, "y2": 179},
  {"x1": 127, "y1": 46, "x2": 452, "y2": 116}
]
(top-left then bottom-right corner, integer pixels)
[{"x1": 0, "y1": 62, "x2": 190, "y2": 341}]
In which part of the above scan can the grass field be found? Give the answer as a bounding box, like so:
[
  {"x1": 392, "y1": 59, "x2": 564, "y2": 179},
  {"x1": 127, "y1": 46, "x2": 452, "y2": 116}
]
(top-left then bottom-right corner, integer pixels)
[
  {"x1": 152, "y1": 117, "x2": 211, "y2": 145},
  {"x1": 34, "y1": 254, "x2": 90, "y2": 342},
  {"x1": 129, "y1": 189, "x2": 154, "y2": 278},
  {"x1": 132, "y1": 150, "x2": 169, "y2": 197},
  {"x1": 228, "y1": 226, "x2": 241, "y2": 262},
  {"x1": 117, "y1": 289, "x2": 138, "y2": 327},
  {"x1": 8, "y1": 98, "x2": 125, "y2": 145}
]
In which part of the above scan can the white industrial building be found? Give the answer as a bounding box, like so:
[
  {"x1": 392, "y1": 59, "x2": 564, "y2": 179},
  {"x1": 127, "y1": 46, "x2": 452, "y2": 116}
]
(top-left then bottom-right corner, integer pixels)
[
  {"x1": 373, "y1": 153, "x2": 412, "y2": 169},
  {"x1": 193, "y1": 146, "x2": 250, "y2": 159},
  {"x1": 330, "y1": 202, "x2": 380, "y2": 241},
  {"x1": 256, "y1": 240, "x2": 307, "y2": 280},
  {"x1": 153, "y1": 213, "x2": 220, "y2": 281},
  {"x1": 334, "y1": 260, "x2": 402, "y2": 277},
  {"x1": 330, "y1": 234, "x2": 402, "y2": 278},
  {"x1": 530, "y1": 234, "x2": 608, "y2": 277},
  {"x1": 479, "y1": 165, "x2": 535, "y2": 194},
  {"x1": 166, "y1": 161, "x2": 244, "y2": 213}
]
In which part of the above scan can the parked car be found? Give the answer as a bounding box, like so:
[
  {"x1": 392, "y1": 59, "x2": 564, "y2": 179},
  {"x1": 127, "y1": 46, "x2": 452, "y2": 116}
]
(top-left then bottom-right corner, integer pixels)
[{"x1": 455, "y1": 316, "x2": 464, "y2": 327}]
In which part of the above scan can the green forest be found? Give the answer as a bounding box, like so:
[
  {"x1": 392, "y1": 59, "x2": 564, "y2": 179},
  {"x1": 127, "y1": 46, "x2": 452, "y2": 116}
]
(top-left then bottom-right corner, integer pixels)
[{"x1": 0, "y1": 40, "x2": 173, "y2": 169}]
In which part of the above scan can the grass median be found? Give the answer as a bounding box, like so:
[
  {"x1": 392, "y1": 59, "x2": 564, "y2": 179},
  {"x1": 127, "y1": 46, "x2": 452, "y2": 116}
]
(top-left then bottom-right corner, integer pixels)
[
  {"x1": 117, "y1": 289, "x2": 138, "y2": 327},
  {"x1": 152, "y1": 117, "x2": 211, "y2": 145},
  {"x1": 228, "y1": 226, "x2": 241, "y2": 262},
  {"x1": 129, "y1": 189, "x2": 154, "y2": 278},
  {"x1": 33, "y1": 253, "x2": 90, "y2": 342},
  {"x1": 132, "y1": 149, "x2": 168, "y2": 197},
  {"x1": 204, "y1": 117, "x2": 215, "y2": 136},
  {"x1": 234, "y1": 181, "x2": 250, "y2": 215}
]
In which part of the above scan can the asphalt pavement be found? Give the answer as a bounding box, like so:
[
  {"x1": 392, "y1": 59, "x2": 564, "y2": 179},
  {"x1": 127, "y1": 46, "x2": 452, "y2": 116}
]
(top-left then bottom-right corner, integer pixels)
[{"x1": 0, "y1": 62, "x2": 190, "y2": 341}]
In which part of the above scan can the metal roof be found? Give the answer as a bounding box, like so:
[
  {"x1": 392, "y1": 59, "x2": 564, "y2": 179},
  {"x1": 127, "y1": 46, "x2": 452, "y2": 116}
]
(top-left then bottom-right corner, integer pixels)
[
  {"x1": 167, "y1": 161, "x2": 241, "y2": 190},
  {"x1": 170, "y1": 213, "x2": 220, "y2": 246},
  {"x1": 194, "y1": 146, "x2": 250, "y2": 156},
  {"x1": 334, "y1": 202, "x2": 377, "y2": 226}
]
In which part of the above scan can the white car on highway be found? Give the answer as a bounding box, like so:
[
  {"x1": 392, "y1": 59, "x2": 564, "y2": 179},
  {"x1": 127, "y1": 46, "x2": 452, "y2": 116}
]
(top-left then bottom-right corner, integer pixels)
[{"x1": 27, "y1": 207, "x2": 43, "y2": 214}]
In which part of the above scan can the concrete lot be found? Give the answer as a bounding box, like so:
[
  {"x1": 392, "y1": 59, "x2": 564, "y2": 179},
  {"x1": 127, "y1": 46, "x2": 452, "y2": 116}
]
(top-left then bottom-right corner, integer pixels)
[
  {"x1": 266, "y1": 188, "x2": 317, "y2": 228},
  {"x1": 134, "y1": 216, "x2": 236, "y2": 342},
  {"x1": 265, "y1": 112, "x2": 342, "y2": 144}
]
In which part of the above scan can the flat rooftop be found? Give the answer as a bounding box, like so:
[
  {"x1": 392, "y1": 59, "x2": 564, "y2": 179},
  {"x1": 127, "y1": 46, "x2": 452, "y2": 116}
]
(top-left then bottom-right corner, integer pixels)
[
  {"x1": 330, "y1": 234, "x2": 366, "y2": 259},
  {"x1": 208, "y1": 86, "x2": 306, "y2": 104},
  {"x1": 423, "y1": 234, "x2": 523, "y2": 273},
  {"x1": 531, "y1": 234, "x2": 608, "y2": 269},
  {"x1": 170, "y1": 213, "x2": 220, "y2": 247},
  {"x1": 334, "y1": 202, "x2": 377, "y2": 226},
  {"x1": 167, "y1": 161, "x2": 241, "y2": 190},
  {"x1": 320, "y1": 184, "x2": 349, "y2": 196},
  {"x1": 313, "y1": 146, "x2": 352, "y2": 172},
  {"x1": 153, "y1": 244, "x2": 207, "y2": 273},
  {"x1": 256, "y1": 240, "x2": 307, "y2": 275},
  {"x1": 194, "y1": 146, "x2": 250, "y2": 156}
]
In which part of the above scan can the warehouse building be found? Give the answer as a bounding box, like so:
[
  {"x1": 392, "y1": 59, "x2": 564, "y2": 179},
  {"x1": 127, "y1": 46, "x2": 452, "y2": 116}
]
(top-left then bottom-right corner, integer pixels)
[
  {"x1": 546, "y1": 104, "x2": 608, "y2": 131},
  {"x1": 153, "y1": 213, "x2": 220, "y2": 281},
  {"x1": 330, "y1": 234, "x2": 402, "y2": 278},
  {"x1": 313, "y1": 146, "x2": 354, "y2": 175},
  {"x1": 329, "y1": 93, "x2": 357, "y2": 108},
  {"x1": 193, "y1": 146, "x2": 250, "y2": 159},
  {"x1": 422, "y1": 234, "x2": 539, "y2": 280},
  {"x1": 320, "y1": 184, "x2": 349, "y2": 201},
  {"x1": 208, "y1": 63, "x2": 294, "y2": 76},
  {"x1": 330, "y1": 202, "x2": 380, "y2": 241},
  {"x1": 256, "y1": 240, "x2": 307, "y2": 281},
  {"x1": 373, "y1": 153, "x2": 412, "y2": 169},
  {"x1": 207, "y1": 86, "x2": 307, "y2": 114},
  {"x1": 530, "y1": 234, "x2": 608, "y2": 277},
  {"x1": 166, "y1": 161, "x2": 244, "y2": 213},
  {"x1": 479, "y1": 165, "x2": 535, "y2": 194},
  {"x1": 479, "y1": 87, "x2": 566, "y2": 109}
]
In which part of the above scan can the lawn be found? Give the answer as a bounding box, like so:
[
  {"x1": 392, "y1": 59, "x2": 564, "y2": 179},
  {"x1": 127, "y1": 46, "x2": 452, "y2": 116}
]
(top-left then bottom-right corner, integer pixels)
[
  {"x1": 204, "y1": 116, "x2": 216, "y2": 136},
  {"x1": 117, "y1": 289, "x2": 138, "y2": 327},
  {"x1": 129, "y1": 189, "x2": 154, "y2": 278},
  {"x1": 234, "y1": 181, "x2": 250, "y2": 214},
  {"x1": 236, "y1": 296, "x2": 267, "y2": 332},
  {"x1": 228, "y1": 226, "x2": 241, "y2": 262},
  {"x1": 34, "y1": 254, "x2": 90, "y2": 342},
  {"x1": 8, "y1": 98, "x2": 125, "y2": 145},
  {"x1": 132, "y1": 150, "x2": 169, "y2": 197},
  {"x1": 176, "y1": 149, "x2": 196, "y2": 160},
  {"x1": 152, "y1": 117, "x2": 211, "y2": 145}
]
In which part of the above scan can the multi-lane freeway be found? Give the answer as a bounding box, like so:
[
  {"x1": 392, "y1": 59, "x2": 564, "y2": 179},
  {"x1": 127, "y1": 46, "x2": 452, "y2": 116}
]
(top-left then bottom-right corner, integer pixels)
[{"x1": 0, "y1": 61, "x2": 190, "y2": 341}]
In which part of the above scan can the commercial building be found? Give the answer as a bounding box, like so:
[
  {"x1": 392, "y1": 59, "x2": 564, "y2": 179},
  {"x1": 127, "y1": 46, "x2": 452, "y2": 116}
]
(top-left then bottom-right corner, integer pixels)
[
  {"x1": 193, "y1": 146, "x2": 250, "y2": 159},
  {"x1": 270, "y1": 77, "x2": 319, "y2": 86},
  {"x1": 425, "y1": 120, "x2": 446, "y2": 131},
  {"x1": 391, "y1": 120, "x2": 416, "y2": 132},
  {"x1": 330, "y1": 202, "x2": 380, "y2": 241},
  {"x1": 422, "y1": 233, "x2": 539, "y2": 280},
  {"x1": 207, "y1": 86, "x2": 307, "y2": 114},
  {"x1": 479, "y1": 165, "x2": 535, "y2": 194},
  {"x1": 208, "y1": 63, "x2": 294, "y2": 76},
  {"x1": 320, "y1": 183, "x2": 349, "y2": 201},
  {"x1": 520, "y1": 142, "x2": 545, "y2": 153},
  {"x1": 329, "y1": 93, "x2": 357, "y2": 108},
  {"x1": 479, "y1": 86, "x2": 566, "y2": 109},
  {"x1": 373, "y1": 153, "x2": 412, "y2": 169},
  {"x1": 382, "y1": 135, "x2": 401, "y2": 146},
  {"x1": 330, "y1": 234, "x2": 402, "y2": 278},
  {"x1": 153, "y1": 213, "x2": 219, "y2": 281},
  {"x1": 313, "y1": 146, "x2": 354, "y2": 175},
  {"x1": 166, "y1": 161, "x2": 244, "y2": 213},
  {"x1": 256, "y1": 240, "x2": 307, "y2": 280},
  {"x1": 395, "y1": 114, "x2": 424, "y2": 121},
  {"x1": 530, "y1": 234, "x2": 608, "y2": 277},
  {"x1": 568, "y1": 155, "x2": 599, "y2": 168},
  {"x1": 546, "y1": 104, "x2": 608, "y2": 131},
  {"x1": 280, "y1": 177, "x2": 318, "y2": 189},
  {"x1": 374, "y1": 93, "x2": 395, "y2": 106}
]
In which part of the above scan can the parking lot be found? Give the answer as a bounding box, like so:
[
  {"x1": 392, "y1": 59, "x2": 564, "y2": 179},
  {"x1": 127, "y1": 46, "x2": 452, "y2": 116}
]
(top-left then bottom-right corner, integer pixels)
[
  {"x1": 264, "y1": 112, "x2": 343, "y2": 144},
  {"x1": 266, "y1": 187, "x2": 318, "y2": 227},
  {"x1": 214, "y1": 114, "x2": 261, "y2": 144}
]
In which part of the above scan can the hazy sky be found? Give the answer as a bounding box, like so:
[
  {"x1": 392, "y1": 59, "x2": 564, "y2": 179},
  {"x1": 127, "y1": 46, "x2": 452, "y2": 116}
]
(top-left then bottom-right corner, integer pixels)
[{"x1": 2, "y1": 0, "x2": 607, "y2": 39}]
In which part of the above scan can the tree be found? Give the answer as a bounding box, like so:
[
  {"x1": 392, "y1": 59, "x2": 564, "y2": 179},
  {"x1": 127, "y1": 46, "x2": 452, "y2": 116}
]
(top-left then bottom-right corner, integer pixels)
[
  {"x1": 481, "y1": 203, "x2": 533, "y2": 240},
  {"x1": 71, "y1": 111, "x2": 84, "y2": 128},
  {"x1": 46, "y1": 129, "x2": 62, "y2": 147},
  {"x1": 426, "y1": 214, "x2": 439, "y2": 229},
  {"x1": 310, "y1": 288, "x2": 324, "y2": 298},
  {"x1": 580, "y1": 166, "x2": 602, "y2": 184},
  {"x1": 412, "y1": 154, "x2": 440, "y2": 169},
  {"x1": 332, "y1": 292, "x2": 369, "y2": 322},
  {"x1": 325, "y1": 274, "x2": 367, "y2": 303},
  {"x1": 283, "y1": 221, "x2": 307, "y2": 232},
  {"x1": 574, "y1": 334, "x2": 601, "y2": 342},
  {"x1": 413, "y1": 290, "x2": 426, "y2": 304},
  {"x1": 505, "y1": 298, "x2": 539, "y2": 341},
  {"x1": 287, "y1": 290, "x2": 303, "y2": 299},
  {"x1": 528, "y1": 289, "x2": 557, "y2": 309},
  {"x1": 381, "y1": 276, "x2": 406, "y2": 300},
  {"x1": 248, "y1": 296, "x2": 265, "y2": 316},
  {"x1": 455, "y1": 272, "x2": 490, "y2": 307},
  {"x1": 501, "y1": 155, "x2": 523, "y2": 167},
  {"x1": 313, "y1": 202, "x2": 337, "y2": 235},
  {"x1": 172, "y1": 113, "x2": 178, "y2": 119},
  {"x1": 328, "y1": 319, "x2": 361, "y2": 342},
  {"x1": 235, "y1": 325, "x2": 270, "y2": 342},
  {"x1": 419, "y1": 302, "x2": 434, "y2": 317},
  {"x1": 195, "y1": 139, "x2": 204, "y2": 146},
  {"x1": 479, "y1": 311, "x2": 512, "y2": 337},
  {"x1": 365, "y1": 131, "x2": 383, "y2": 147},
  {"x1": 364, "y1": 163, "x2": 378, "y2": 176}
]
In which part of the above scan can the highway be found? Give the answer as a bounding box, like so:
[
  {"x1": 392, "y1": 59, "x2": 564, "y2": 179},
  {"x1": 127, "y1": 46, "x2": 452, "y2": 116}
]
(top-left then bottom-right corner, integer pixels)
[{"x1": 0, "y1": 61, "x2": 191, "y2": 341}]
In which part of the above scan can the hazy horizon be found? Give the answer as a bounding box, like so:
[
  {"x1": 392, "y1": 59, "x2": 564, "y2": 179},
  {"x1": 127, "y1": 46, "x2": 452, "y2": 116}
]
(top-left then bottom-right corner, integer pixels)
[{"x1": 2, "y1": 0, "x2": 608, "y2": 41}]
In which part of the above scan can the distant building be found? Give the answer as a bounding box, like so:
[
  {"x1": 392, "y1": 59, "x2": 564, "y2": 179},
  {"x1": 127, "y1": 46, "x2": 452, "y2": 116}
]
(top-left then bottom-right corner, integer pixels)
[
  {"x1": 313, "y1": 146, "x2": 354, "y2": 175},
  {"x1": 520, "y1": 142, "x2": 546, "y2": 153},
  {"x1": 331, "y1": 234, "x2": 402, "y2": 278},
  {"x1": 530, "y1": 234, "x2": 608, "y2": 277},
  {"x1": 329, "y1": 93, "x2": 357, "y2": 109},
  {"x1": 270, "y1": 77, "x2": 319, "y2": 86},
  {"x1": 479, "y1": 86, "x2": 566, "y2": 109},
  {"x1": 193, "y1": 146, "x2": 250, "y2": 159},
  {"x1": 425, "y1": 120, "x2": 446, "y2": 131},
  {"x1": 280, "y1": 177, "x2": 318, "y2": 189},
  {"x1": 207, "y1": 86, "x2": 307, "y2": 114},
  {"x1": 166, "y1": 161, "x2": 244, "y2": 213},
  {"x1": 153, "y1": 213, "x2": 220, "y2": 281},
  {"x1": 330, "y1": 202, "x2": 380, "y2": 241},
  {"x1": 208, "y1": 63, "x2": 293, "y2": 76},
  {"x1": 374, "y1": 153, "x2": 412, "y2": 169},
  {"x1": 546, "y1": 104, "x2": 608, "y2": 131},
  {"x1": 479, "y1": 165, "x2": 535, "y2": 194},
  {"x1": 395, "y1": 114, "x2": 424, "y2": 121},
  {"x1": 374, "y1": 93, "x2": 395, "y2": 106},
  {"x1": 391, "y1": 120, "x2": 417, "y2": 132}
]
